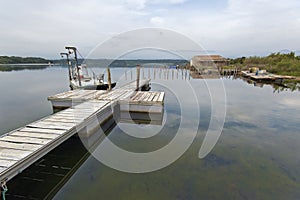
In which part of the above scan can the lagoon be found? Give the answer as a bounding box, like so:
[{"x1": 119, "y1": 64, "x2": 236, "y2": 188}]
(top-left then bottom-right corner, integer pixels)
[{"x1": 1, "y1": 66, "x2": 300, "y2": 199}]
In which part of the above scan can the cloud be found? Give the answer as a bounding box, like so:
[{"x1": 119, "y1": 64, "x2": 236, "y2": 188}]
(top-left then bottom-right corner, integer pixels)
[
  {"x1": 152, "y1": 0, "x2": 187, "y2": 4},
  {"x1": 123, "y1": 0, "x2": 186, "y2": 10},
  {"x1": 0, "y1": 0, "x2": 300, "y2": 58},
  {"x1": 278, "y1": 98, "x2": 300, "y2": 107},
  {"x1": 124, "y1": 0, "x2": 147, "y2": 9},
  {"x1": 150, "y1": 16, "x2": 165, "y2": 26}
]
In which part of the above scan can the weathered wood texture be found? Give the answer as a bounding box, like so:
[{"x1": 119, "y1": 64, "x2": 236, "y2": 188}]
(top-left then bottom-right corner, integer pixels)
[
  {"x1": 48, "y1": 79, "x2": 150, "y2": 108},
  {"x1": 0, "y1": 78, "x2": 164, "y2": 182},
  {"x1": 0, "y1": 100, "x2": 110, "y2": 181}
]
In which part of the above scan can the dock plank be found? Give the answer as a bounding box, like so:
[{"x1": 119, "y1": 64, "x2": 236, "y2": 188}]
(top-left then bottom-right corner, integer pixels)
[
  {"x1": 94, "y1": 90, "x2": 108, "y2": 99},
  {"x1": 29, "y1": 121, "x2": 76, "y2": 128},
  {"x1": 48, "y1": 90, "x2": 81, "y2": 99},
  {"x1": 19, "y1": 127, "x2": 65, "y2": 135},
  {"x1": 152, "y1": 92, "x2": 160, "y2": 101},
  {"x1": 132, "y1": 92, "x2": 143, "y2": 101},
  {"x1": 46, "y1": 115, "x2": 84, "y2": 121},
  {"x1": 119, "y1": 91, "x2": 135, "y2": 100},
  {"x1": 50, "y1": 114, "x2": 90, "y2": 120},
  {"x1": 137, "y1": 92, "x2": 147, "y2": 101},
  {"x1": 70, "y1": 107, "x2": 100, "y2": 112},
  {"x1": 63, "y1": 109, "x2": 95, "y2": 114},
  {"x1": 157, "y1": 92, "x2": 165, "y2": 102},
  {"x1": 147, "y1": 92, "x2": 156, "y2": 101},
  {"x1": 43, "y1": 116, "x2": 81, "y2": 123},
  {"x1": 73, "y1": 90, "x2": 97, "y2": 98},
  {"x1": 0, "y1": 141, "x2": 42, "y2": 151},
  {"x1": 142, "y1": 93, "x2": 152, "y2": 101},
  {"x1": 0, "y1": 148, "x2": 32, "y2": 161},
  {"x1": 27, "y1": 122, "x2": 74, "y2": 130},
  {"x1": 74, "y1": 101, "x2": 109, "y2": 109},
  {"x1": 53, "y1": 112, "x2": 87, "y2": 117},
  {"x1": 82, "y1": 91, "x2": 106, "y2": 99},
  {"x1": 64, "y1": 90, "x2": 95, "y2": 99},
  {"x1": 61, "y1": 109, "x2": 98, "y2": 115},
  {"x1": 43, "y1": 118, "x2": 83, "y2": 124},
  {"x1": 0, "y1": 159, "x2": 17, "y2": 168},
  {"x1": 0, "y1": 136, "x2": 51, "y2": 145},
  {"x1": 10, "y1": 131, "x2": 59, "y2": 140},
  {"x1": 0, "y1": 167, "x2": 7, "y2": 173}
]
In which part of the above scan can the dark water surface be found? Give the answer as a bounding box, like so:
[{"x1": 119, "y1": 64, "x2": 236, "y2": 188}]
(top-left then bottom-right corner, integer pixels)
[{"x1": 1, "y1": 66, "x2": 300, "y2": 200}]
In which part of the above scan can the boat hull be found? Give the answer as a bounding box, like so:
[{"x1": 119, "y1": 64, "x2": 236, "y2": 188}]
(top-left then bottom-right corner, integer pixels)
[{"x1": 70, "y1": 82, "x2": 116, "y2": 90}]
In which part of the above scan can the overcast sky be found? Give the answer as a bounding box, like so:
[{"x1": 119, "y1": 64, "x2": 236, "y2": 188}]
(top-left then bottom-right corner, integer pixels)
[{"x1": 0, "y1": 0, "x2": 300, "y2": 59}]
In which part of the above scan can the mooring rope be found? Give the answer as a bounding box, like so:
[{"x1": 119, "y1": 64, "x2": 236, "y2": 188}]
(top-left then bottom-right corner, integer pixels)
[{"x1": 1, "y1": 181, "x2": 8, "y2": 200}]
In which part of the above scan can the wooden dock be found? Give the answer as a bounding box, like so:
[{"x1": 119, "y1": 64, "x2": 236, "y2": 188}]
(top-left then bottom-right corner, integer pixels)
[
  {"x1": 0, "y1": 78, "x2": 164, "y2": 183},
  {"x1": 241, "y1": 71, "x2": 295, "y2": 83},
  {"x1": 48, "y1": 79, "x2": 151, "y2": 109}
]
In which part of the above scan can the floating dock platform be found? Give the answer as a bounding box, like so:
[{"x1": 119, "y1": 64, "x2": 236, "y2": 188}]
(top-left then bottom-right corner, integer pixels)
[
  {"x1": 241, "y1": 71, "x2": 295, "y2": 84},
  {"x1": 0, "y1": 79, "x2": 164, "y2": 183}
]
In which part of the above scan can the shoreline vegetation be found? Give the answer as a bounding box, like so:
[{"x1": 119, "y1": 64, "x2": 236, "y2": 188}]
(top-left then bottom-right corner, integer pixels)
[
  {"x1": 0, "y1": 52, "x2": 300, "y2": 78},
  {"x1": 228, "y1": 52, "x2": 300, "y2": 77},
  {"x1": 0, "y1": 56, "x2": 49, "y2": 64}
]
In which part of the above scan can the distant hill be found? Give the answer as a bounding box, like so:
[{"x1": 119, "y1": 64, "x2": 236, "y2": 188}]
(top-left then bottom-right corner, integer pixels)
[
  {"x1": 0, "y1": 56, "x2": 49, "y2": 64},
  {"x1": 57, "y1": 59, "x2": 188, "y2": 68}
]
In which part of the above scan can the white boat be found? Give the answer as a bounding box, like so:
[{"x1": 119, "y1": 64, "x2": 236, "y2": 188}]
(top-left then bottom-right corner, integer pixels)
[{"x1": 61, "y1": 46, "x2": 116, "y2": 90}]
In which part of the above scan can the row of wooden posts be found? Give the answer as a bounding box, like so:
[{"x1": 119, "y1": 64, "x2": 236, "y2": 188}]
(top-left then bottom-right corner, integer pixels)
[
  {"x1": 124, "y1": 66, "x2": 190, "y2": 81},
  {"x1": 106, "y1": 66, "x2": 241, "y2": 88},
  {"x1": 106, "y1": 66, "x2": 190, "y2": 92}
]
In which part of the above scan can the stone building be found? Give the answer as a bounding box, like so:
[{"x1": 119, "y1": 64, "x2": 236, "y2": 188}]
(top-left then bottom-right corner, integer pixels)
[{"x1": 190, "y1": 55, "x2": 228, "y2": 70}]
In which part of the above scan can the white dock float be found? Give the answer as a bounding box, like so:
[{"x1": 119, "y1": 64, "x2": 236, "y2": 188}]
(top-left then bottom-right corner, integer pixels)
[
  {"x1": 48, "y1": 79, "x2": 150, "y2": 109},
  {"x1": 0, "y1": 78, "x2": 165, "y2": 182},
  {"x1": 0, "y1": 100, "x2": 112, "y2": 181},
  {"x1": 119, "y1": 91, "x2": 165, "y2": 113}
]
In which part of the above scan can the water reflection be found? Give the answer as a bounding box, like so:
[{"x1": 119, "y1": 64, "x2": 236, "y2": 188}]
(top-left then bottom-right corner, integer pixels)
[
  {"x1": 0, "y1": 67, "x2": 69, "y2": 135},
  {"x1": 0, "y1": 64, "x2": 49, "y2": 72},
  {"x1": 123, "y1": 67, "x2": 300, "y2": 93},
  {"x1": 239, "y1": 75, "x2": 300, "y2": 93},
  {"x1": 6, "y1": 109, "x2": 164, "y2": 199},
  {"x1": 1, "y1": 67, "x2": 300, "y2": 199}
]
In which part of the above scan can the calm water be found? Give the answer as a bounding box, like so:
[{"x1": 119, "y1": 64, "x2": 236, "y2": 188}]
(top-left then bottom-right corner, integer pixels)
[{"x1": 1, "y1": 66, "x2": 300, "y2": 199}]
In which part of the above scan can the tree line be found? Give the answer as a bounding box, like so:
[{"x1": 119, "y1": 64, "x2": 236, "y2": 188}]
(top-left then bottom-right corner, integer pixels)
[
  {"x1": 0, "y1": 56, "x2": 49, "y2": 64},
  {"x1": 229, "y1": 52, "x2": 300, "y2": 76}
]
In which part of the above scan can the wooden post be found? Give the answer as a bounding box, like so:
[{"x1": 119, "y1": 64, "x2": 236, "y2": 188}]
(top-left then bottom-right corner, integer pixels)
[
  {"x1": 107, "y1": 67, "x2": 112, "y2": 91},
  {"x1": 159, "y1": 68, "x2": 162, "y2": 79},
  {"x1": 125, "y1": 69, "x2": 127, "y2": 80},
  {"x1": 165, "y1": 68, "x2": 167, "y2": 80},
  {"x1": 154, "y1": 68, "x2": 156, "y2": 80},
  {"x1": 172, "y1": 69, "x2": 174, "y2": 80},
  {"x1": 136, "y1": 65, "x2": 140, "y2": 90}
]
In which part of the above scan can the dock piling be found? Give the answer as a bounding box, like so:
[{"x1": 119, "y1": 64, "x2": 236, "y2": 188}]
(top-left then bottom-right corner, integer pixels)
[
  {"x1": 107, "y1": 67, "x2": 112, "y2": 91},
  {"x1": 136, "y1": 65, "x2": 140, "y2": 90}
]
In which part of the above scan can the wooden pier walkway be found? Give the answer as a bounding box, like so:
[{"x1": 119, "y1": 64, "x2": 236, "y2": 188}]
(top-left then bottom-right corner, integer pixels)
[
  {"x1": 241, "y1": 71, "x2": 295, "y2": 83},
  {"x1": 48, "y1": 79, "x2": 151, "y2": 109},
  {"x1": 0, "y1": 79, "x2": 164, "y2": 182}
]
